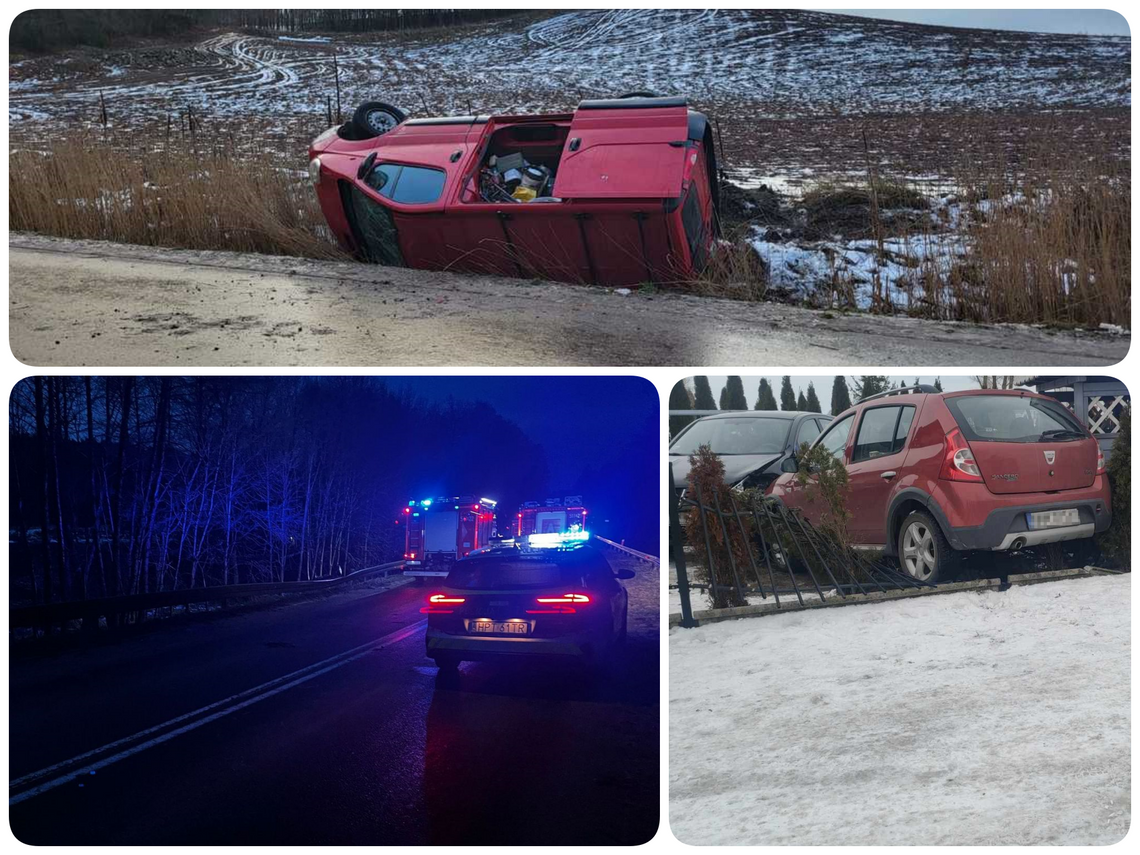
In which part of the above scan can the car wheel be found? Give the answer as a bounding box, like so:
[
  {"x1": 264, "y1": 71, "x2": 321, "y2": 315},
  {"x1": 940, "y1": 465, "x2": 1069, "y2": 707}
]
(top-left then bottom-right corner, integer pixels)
[
  {"x1": 898, "y1": 511, "x2": 958, "y2": 583},
  {"x1": 351, "y1": 101, "x2": 407, "y2": 138},
  {"x1": 616, "y1": 610, "x2": 628, "y2": 647}
]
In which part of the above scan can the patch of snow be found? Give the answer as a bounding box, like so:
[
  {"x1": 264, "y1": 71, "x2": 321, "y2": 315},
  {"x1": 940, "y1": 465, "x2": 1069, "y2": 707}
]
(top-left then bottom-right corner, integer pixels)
[{"x1": 670, "y1": 575, "x2": 1130, "y2": 845}]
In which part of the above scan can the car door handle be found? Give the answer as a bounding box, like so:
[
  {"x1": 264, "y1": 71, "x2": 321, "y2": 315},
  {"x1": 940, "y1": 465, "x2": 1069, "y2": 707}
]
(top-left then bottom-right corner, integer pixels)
[{"x1": 880, "y1": 471, "x2": 897, "y2": 480}]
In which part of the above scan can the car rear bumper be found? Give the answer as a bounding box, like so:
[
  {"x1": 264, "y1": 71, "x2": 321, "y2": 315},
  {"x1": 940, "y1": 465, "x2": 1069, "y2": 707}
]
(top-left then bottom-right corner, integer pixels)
[
  {"x1": 946, "y1": 499, "x2": 1111, "y2": 551},
  {"x1": 425, "y1": 627, "x2": 594, "y2": 661}
]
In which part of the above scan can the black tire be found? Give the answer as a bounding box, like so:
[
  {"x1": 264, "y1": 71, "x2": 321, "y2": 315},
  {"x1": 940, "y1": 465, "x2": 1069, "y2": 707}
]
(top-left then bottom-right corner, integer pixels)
[
  {"x1": 618, "y1": 90, "x2": 659, "y2": 99},
  {"x1": 351, "y1": 101, "x2": 407, "y2": 138},
  {"x1": 897, "y1": 510, "x2": 959, "y2": 584},
  {"x1": 616, "y1": 609, "x2": 628, "y2": 647}
]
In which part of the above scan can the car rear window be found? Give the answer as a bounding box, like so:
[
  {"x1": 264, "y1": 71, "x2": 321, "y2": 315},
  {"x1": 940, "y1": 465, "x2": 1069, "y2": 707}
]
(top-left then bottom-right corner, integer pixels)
[
  {"x1": 445, "y1": 558, "x2": 586, "y2": 590},
  {"x1": 946, "y1": 395, "x2": 1086, "y2": 443},
  {"x1": 852, "y1": 405, "x2": 915, "y2": 462},
  {"x1": 670, "y1": 417, "x2": 791, "y2": 456}
]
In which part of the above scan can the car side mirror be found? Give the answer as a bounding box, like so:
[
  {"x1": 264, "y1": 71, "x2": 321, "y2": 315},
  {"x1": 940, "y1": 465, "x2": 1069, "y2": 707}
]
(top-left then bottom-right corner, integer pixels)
[
  {"x1": 780, "y1": 457, "x2": 799, "y2": 473},
  {"x1": 616, "y1": 568, "x2": 636, "y2": 580}
]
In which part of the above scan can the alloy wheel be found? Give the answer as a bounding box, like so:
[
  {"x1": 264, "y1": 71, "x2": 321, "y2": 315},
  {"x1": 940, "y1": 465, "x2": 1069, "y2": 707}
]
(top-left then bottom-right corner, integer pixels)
[{"x1": 902, "y1": 521, "x2": 937, "y2": 581}]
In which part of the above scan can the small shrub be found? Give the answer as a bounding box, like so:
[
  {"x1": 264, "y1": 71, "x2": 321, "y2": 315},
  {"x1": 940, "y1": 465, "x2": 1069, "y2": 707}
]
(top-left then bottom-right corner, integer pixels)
[{"x1": 683, "y1": 446, "x2": 749, "y2": 609}]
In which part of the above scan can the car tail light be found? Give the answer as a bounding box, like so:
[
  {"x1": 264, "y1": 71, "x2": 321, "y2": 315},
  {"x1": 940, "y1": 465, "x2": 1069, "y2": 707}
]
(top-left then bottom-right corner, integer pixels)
[
  {"x1": 527, "y1": 593, "x2": 590, "y2": 615},
  {"x1": 939, "y1": 428, "x2": 982, "y2": 482},
  {"x1": 1096, "y1": 446, "x2": 1106, "y2": 475},
  {"x1": 421, "y1": 593, "x2": 465, "y2": 614}
]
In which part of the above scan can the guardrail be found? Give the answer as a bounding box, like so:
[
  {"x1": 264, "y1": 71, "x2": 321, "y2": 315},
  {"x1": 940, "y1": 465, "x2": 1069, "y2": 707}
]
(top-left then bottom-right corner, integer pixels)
[
  {"x1": 595, "y1": 536, "x2": 659, "y2": 565},
  {"x1": 10, "y1": 560, "x2": 406, "y2": 631}
]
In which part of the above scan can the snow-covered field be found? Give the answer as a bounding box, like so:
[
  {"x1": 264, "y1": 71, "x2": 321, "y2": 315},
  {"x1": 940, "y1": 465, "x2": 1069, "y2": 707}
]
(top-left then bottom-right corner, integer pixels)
[
  {"x1": 9, "y1": 9, "x2": 1130, "y2": 176},
  {"x1": 670, "y1": 575, "x2": 1130, "y2": 845}
]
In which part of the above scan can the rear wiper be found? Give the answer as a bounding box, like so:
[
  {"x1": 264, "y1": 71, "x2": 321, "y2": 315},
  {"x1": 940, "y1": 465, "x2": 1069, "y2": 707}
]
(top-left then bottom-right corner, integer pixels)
[{"x1": 1039, "y1": 429, "x2": 1086, "y2": 440}]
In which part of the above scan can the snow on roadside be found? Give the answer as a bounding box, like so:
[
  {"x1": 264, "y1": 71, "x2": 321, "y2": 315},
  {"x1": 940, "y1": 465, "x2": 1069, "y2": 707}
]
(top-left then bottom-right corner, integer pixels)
[{"x1": 670, "y1": 575, "x2": 1130, "y2": 845}]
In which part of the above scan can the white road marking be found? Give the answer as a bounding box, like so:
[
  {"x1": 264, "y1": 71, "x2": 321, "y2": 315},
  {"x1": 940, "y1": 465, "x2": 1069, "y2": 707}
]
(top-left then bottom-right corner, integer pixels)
[{"x1": 9, "y1": 620, "x2": 425, "y2": 805}]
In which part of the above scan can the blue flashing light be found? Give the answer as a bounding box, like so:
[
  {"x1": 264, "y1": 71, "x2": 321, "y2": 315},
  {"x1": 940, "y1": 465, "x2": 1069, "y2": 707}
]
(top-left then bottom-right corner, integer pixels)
[
  {"x1": 528, "y1": 530, "x2": 591, "y2": 549},
  {"x1": 422, "y1": 499, "x2": 433, "y2": 507}
]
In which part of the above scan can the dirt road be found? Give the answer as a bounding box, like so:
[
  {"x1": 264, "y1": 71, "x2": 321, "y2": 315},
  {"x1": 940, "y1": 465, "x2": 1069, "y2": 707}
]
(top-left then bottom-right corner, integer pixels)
[{"x1": 9, "y1": 234, "x2": 1128, "y2": 367}]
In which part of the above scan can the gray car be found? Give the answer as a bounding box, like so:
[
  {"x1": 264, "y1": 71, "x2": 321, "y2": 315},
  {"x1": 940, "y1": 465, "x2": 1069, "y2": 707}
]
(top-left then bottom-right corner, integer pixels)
[{"x1": 669, "y1": 411, "x2": 833, "y2": 498}]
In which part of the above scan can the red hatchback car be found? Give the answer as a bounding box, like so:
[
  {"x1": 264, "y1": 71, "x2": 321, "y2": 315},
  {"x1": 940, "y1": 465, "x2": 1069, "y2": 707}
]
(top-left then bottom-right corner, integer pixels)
[
  {"x1": 308, "y1": 95, "x2": 720, "y2": 287},
  {"x1": 768, "y1": 386, "x2": 1111, "y2": 582}
]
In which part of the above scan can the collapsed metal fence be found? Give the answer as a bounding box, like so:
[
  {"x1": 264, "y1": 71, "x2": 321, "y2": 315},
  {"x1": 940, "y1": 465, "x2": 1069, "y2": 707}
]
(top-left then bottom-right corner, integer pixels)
[{"x1": 670, "y1": 464, "x2": 933, "y2": 627}]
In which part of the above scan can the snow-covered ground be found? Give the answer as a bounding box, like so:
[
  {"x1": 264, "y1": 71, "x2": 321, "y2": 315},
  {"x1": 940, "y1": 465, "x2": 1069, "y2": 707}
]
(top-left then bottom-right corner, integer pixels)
[
  {"x1": 670, "y1": 575, "x2": 1130, "y2": 845},
  {"x1": 8, "y1": 10, "x2": 1129, "y2": 134}
]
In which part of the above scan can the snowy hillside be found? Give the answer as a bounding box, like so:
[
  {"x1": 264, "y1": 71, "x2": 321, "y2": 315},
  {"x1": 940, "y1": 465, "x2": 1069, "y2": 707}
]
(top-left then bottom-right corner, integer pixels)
[{"x1": 9, "y1": 9, "x2": 1130, "y2": 127}]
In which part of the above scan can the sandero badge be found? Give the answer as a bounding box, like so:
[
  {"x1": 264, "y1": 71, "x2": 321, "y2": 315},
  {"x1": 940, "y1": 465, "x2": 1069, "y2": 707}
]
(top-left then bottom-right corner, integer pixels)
[{"x1": 308, "y1": 94, "x2": 721, "y2": 287}]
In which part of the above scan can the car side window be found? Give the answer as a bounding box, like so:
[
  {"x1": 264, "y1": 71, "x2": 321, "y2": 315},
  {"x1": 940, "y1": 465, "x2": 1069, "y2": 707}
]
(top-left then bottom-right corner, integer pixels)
[
  {"x1": 852, "y1": 405, "x2": 915, "y2": 462},
  {"x1": 391, "y1": 165, "x2": 446, "y2": 204},
  {"x1": 364, "y1": 163, "x2": 446, "y2": 204},
  {"x1": 816, "y1": 414, "x2": 854, "y2": 461},
  {"x1": 796, "y1": 418, "x2": 821, "y2": 449}
]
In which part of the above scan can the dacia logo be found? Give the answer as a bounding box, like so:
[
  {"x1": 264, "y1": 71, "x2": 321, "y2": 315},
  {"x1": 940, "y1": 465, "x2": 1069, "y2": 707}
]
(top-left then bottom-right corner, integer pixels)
[{"x1": 991, "y1": 473, "x2": 1018, "y2": 481}]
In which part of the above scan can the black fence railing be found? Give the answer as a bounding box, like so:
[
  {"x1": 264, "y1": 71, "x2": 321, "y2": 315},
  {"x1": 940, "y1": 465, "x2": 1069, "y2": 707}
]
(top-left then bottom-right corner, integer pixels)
[
  {"x1": 669, "y1": 463, "x2": 933, "y2": 626},
  {"x1": 10, "y1": 560, "x2": 406, "y2": 634}
]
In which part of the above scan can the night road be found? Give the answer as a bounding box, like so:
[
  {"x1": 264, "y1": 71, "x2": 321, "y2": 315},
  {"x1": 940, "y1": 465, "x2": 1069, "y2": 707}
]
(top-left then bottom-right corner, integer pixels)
[{"x1": 9, "y1": 554, "x2": 660, "y2": 845}]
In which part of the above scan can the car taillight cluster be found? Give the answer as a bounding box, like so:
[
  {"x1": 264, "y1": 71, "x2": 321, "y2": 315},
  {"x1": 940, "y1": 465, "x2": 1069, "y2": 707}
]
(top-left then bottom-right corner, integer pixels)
[
  {"x1": 939, "y1": 428, "x2": 982, "y2": 482},
  {"x1": 421, "y1": 593, "x2": 465, "y2": 614},
  {"x1": 526, "y1": 593, "x2": 591, "y2": 615},
  {"x1": 1096, "y1": 446, "x2": 1106, "y2": 475}
]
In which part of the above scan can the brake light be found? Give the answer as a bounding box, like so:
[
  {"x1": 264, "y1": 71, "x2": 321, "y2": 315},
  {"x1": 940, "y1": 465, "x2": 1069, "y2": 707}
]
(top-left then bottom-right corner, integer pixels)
[
  {"x1": 526, "y1": 593, "x2": 590, "y2": 614},
  {"x1": 421, "y1": 592, "x2": 465, "y2": 614},
  {"x1": 536, "y1": 593, "x2": 590, "y2": 603},
  {"x1": 939, "y1": 428, "x2": 982, "y2": 482},
  {"x1": 1096, "y1": 446, "x2": 1106, "y2": 475}
]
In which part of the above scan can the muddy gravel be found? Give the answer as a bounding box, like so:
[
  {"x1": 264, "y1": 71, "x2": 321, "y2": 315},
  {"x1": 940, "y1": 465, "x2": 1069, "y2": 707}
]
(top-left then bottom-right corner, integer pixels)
[{"x1": 8, "y1": 233, "x2": 1128, "y2": 367}]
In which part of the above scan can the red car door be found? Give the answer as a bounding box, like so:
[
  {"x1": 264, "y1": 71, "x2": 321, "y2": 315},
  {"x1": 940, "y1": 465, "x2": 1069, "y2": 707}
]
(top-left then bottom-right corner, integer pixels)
[
  {"x1": 781, "y1": 412, "x2": 855, "y2": 528},
  {"x1": 846, "y1": 404, "x2": 917, "y2": 545}
]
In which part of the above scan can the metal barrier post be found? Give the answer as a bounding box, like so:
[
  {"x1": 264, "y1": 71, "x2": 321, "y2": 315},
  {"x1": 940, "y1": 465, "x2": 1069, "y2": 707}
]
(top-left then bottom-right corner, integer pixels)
[{"x1": 669, "y1": 464, "x2": 698, "y2": 628}]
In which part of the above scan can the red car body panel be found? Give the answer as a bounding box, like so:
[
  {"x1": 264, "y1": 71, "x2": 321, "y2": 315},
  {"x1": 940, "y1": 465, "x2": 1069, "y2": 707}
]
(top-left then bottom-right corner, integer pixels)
[
  {"x1": 768, "y1": 389, "x2": 1112, "y2": 553},
  {"x1": 309, "y1": 97, "x2": 718, "y2": 287}
]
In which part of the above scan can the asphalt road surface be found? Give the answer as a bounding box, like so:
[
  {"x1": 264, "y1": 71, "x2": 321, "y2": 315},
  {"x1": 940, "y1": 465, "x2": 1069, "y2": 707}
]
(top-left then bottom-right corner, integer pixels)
[
  {"x1": 9, "y1": 556, "x2": 660, "y2": 845},
  {"x1": 9, "y1": 234, "x2": 1127, "y2": 366}
]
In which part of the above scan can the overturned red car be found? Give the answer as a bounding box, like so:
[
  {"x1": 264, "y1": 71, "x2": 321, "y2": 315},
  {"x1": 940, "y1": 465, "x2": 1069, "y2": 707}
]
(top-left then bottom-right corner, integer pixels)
[{"x1": 308, "y1": 95, "x2": 721, "y2": 287}]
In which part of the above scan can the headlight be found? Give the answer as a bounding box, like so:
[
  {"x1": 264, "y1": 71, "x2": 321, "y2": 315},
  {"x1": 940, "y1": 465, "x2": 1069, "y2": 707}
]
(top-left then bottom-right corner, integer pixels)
[{"x1": 307, "y1": 157, "x2": 322, "y2": 187}]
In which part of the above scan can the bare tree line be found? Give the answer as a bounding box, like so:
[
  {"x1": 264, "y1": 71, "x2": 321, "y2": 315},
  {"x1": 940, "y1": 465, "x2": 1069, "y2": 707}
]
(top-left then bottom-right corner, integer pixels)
[
  {"x1": 11, "y1": 10, "x2": 519, "y2": 52},
  {"x1": 9, "y1": 377, "x2": 550, "y2": 607}
]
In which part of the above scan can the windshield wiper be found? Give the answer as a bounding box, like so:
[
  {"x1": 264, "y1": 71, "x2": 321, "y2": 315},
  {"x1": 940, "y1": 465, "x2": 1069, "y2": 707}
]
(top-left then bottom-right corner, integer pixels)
[{"x1": 1039, "y1": 429, "x2": 1086, "y2": 441}]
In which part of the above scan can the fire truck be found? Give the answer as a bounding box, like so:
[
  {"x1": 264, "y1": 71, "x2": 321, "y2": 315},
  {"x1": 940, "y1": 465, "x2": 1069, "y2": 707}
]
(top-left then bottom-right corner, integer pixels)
[
  {"x1": 515, "y1": 496, "x2": 588, "y2": 538},
  {"x1": 403, "y1": 496, "x2": 497, "y2": 581}
]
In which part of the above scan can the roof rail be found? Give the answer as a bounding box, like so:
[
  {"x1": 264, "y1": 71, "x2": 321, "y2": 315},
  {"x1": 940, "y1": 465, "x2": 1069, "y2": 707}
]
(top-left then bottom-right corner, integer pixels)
[
  {"x1": 577, "y1": 96, "x2": 687, "y2": 111},
  {"x1": 858, "y1": 385, "x2": 939, "y2": 404}
]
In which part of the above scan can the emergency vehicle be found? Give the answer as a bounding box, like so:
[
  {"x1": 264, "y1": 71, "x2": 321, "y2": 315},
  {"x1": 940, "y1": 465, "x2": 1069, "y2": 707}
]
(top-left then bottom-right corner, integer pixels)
[
  {"x1": 515, "y1": 496, "x2": 588, "y2": 538},
  {"x1": 403, "y1": 496, "x2": 497, "y2": 581}
]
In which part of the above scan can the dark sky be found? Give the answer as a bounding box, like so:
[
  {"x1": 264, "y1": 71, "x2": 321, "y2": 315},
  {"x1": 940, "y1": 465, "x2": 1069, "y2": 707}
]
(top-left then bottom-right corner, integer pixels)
[
  {"x1": 384, "y1": 376, "x2": 660, "y2": 551},
  {"x1": 826, "y1": 9, "x2": 1130, "y2": 36}
]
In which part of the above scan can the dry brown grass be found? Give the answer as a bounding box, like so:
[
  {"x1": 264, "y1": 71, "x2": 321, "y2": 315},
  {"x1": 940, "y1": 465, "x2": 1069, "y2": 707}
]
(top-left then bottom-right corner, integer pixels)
[
  {"x1": 9, "y1": 135, "x2": 344, "y2": 259},
  {"x1": 949, "y1": 168, "x2": 1130, "y2": 328},
  {"x1": 8, "y1": 125, "x2": 1130, "y2": 328}
]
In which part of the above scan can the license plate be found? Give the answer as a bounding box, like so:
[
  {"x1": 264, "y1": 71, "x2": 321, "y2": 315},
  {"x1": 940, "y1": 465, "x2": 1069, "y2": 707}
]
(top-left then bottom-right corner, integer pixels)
[
  {"x1": 1026, "y1": 509, "x2": 1080, "y2": 530},
  {"x1": 469, "y1": 620, "x2": 529, "y2": 635}
]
